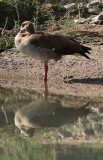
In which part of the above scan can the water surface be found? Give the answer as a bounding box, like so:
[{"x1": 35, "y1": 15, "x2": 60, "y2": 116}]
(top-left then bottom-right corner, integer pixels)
[{"x1": 0, "y1": 87, "x2": 103, "y2": 160}]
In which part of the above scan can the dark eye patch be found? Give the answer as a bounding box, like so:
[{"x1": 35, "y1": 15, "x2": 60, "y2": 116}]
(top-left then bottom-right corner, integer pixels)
[{"x1": 22, "y1": 23, "x2": 26, "y2": 27}]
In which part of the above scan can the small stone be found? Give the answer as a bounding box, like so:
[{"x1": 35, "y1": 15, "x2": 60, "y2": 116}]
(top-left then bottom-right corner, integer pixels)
[
  {"x1": 91, "y1": 11, "x2": 103, "y2": 24},
  {"x1": 74, "y1": 18, "x2": 90, "y2": 24},
  {"x1": 64, "y1": 3, "x2": 78, "y2": 10},
  {"x1": 87, "y1": 0, "x2": 100, "y2": 8},
  {"x1": 88, "y1": 8, "x2": 99, "y2": 15}
]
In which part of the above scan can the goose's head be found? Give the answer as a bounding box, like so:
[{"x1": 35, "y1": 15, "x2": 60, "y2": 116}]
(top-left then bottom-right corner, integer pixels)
[{"x1": 20, "y1": 21, "x2": 35, "y2": 34}]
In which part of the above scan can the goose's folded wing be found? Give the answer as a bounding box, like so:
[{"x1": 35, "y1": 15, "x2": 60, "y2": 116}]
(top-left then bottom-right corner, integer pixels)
[{"x1": 29, "y1": 33, "x2": 84, "y2": 54}]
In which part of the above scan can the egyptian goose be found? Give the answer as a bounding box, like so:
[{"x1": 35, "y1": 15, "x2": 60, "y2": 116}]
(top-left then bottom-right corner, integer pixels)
[{"x1": 15, "y1": 21, "x2": 91, "y2": 81}]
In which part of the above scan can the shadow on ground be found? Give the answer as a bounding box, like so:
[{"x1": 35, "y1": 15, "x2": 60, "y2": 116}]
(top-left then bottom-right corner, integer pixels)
[{"x1": 64, "y1": 77, "x2": 103, "y2": 85}]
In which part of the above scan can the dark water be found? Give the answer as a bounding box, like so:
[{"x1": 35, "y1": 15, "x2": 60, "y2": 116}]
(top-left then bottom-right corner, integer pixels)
[{"x1": 0, "y1": 87, "x2": 103, "y2": 160}]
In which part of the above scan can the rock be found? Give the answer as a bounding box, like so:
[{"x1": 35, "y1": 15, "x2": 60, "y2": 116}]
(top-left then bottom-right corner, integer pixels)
[
  {"x1": 91, "y1": 11, "x2": 103, "y2": 24},
  {"x1": 74, "y1": 18, "x2": 90, "y2": 24},
  {"x1": 88, "y1": 8, "x2": 99, "y2": 15},
  {"x1": 87, "y1": 0, "x2": 101, "y2": 8},
  {"x1": 64, "y1": 3, "x2": 89, "y2": 18},
  {"x1": 64, "y1": 3, "x2": 78, "y2": 10}
]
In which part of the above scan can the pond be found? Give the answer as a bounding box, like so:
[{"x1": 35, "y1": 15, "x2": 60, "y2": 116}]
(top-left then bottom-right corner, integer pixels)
[{"x1": 0, "y1": 86, "x2": 103, "y2": 160}]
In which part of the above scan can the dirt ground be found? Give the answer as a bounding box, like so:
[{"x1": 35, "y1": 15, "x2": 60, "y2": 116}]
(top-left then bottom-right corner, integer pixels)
[{"x1": 1, "y1": 26, "x2": 103, "y2": 100}]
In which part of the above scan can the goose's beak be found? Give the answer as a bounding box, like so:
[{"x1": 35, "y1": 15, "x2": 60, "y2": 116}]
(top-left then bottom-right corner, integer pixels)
[{"x1": 19, "y1": 28, "x2": 26, "y2": 33}]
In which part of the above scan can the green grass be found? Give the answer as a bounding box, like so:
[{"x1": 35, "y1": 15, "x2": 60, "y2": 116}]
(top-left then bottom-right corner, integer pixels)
[{"x1": 0, "y1": 35, "x2": 14, "y2": 52}]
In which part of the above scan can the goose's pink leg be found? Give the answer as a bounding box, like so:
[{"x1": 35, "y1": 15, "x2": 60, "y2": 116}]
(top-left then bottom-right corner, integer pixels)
[
  {"x1": 44, "y1": 62, "x2": 48, "y2": 99},
  {"x1": 44, "y1": 62, "x2": 48, "y2": 82}
]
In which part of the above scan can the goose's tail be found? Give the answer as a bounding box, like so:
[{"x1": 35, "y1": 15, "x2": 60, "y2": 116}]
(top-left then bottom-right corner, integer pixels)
[{"x1": 80, "y1": 45, "x2": 91, "y2": 59}]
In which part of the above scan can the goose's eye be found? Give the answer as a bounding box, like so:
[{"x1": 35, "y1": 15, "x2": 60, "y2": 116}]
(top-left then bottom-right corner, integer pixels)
[{"x1": 22, "y1": 23, "x2": 26, "y2": 27}]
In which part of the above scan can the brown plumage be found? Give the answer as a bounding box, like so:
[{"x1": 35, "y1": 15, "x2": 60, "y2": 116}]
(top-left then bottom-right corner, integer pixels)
[{"x1": 15, "y1": 21, "x2": 91, "y2": 81}]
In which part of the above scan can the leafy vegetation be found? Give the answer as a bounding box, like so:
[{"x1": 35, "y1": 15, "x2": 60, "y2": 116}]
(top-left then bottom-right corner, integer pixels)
[
  {"x1": 0, "y1": 0, "x2": 96, "y2": 52},
  {"x1": 0, "y1": 35, "x2": 14, "y2": 52},
  {"x1": 0, "y1": 0, "x2": 65, "y2": 29},
  {"x1": 0, "y1": 0, "x2": 64, "y2": 51}
]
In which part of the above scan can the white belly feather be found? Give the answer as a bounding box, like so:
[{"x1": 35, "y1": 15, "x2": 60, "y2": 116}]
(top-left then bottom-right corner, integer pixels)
[{"x1": 15, "y1": 35, "x2": 56, "y2": 61}]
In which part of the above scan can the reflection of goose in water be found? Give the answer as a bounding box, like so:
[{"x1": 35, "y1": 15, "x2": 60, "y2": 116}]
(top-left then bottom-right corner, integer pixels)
[{"x1": 15, "y1": 100, "x2": 90, "y2": 137}]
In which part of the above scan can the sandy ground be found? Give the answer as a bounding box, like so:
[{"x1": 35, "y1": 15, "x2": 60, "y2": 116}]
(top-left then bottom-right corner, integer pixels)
[{"x1": 0, "y1": 28, "x2": 103, "y2": 99}]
